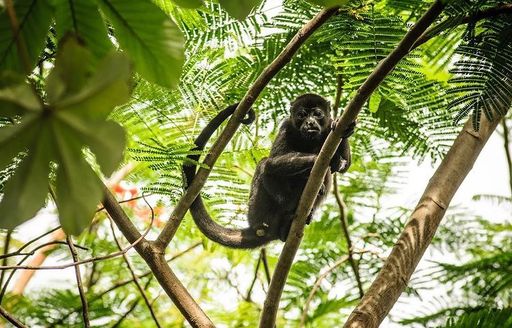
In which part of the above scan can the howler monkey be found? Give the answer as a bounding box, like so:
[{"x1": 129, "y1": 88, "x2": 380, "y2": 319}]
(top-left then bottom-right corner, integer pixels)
[{"x1": 183, "y1": 94, "x2": 354, "y2": 248}]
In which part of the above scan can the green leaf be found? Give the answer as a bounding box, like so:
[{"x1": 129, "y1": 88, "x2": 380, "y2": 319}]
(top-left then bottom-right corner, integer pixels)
[
  {"x1": 0, "y1": 114, "x2": 38, "y2": 170},
  {"x1": 97, "y1": 0, "x2": 185, "y2": 88},
  {"x1": 368, "y1": 92, "x2": 382, "y2": 113},
  {"x1": 0, "y1": 72, "x2": 42, "y2": 116},
  {"x1": 307, "y1": 0, "x2": 349, "y2": 7},
  {"x1": 52, "y1": 120, "x2": 103, "y2": 235},
  {"x1": 171, "y1": 0, "x2": 204, "y2": 9},
  {"x1": 54, "y1": 0, "x2": 113, "y2": 59},
  {"x1": 0, "y1": 0, "x2": 53, "y2": 73},
  {"x1": 218, "y1": 0, "x2": 262, "y2": 20},
  {"x1": 56, "y1": 113, "x2": 126, "y2": 176},
  {"x1": 0, "y1": 38, "x2": 131, "y2": 232},
  {"x1": 0, "y1": 122, "x2": 52, "y2": 230},
  {"x1": 45, "y1": 37, "x2": 96, "y2": 103},
  {"x1": 46, "y1": 39, "x2": 131, "y2": 121}
]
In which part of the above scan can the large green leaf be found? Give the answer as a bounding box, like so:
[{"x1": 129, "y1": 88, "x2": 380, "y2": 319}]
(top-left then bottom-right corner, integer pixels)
[
  {"x1": 53, "y1": 0, "x2": 113, "y2": 59},
  {"x1": 0, "y1": 72, "x2": 42, "y2": 116},
  {"x1": 52, "y1": 120, "x2": 103, "y2": 235},
  {"x1": 0, "y1": 38, "x2": 130, "y2": 233},
  {"x1": 0, "y1": 0, "x2": 53, "y2": 73},
  {"x1": 218, "y1": 0, "x2": 262, "y2": 20},
  {"x1": 0, "y1": 122, "x2": 53, "y2": 230},
  {"x1": 97, "y1": 0, "x2": 184, "y2": 88}
]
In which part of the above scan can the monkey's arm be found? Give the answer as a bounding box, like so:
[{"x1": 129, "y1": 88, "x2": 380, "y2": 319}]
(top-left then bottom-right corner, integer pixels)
[
  {"x1": 329, "y1": 120, "x2": 355, "y2": 173},
  {"x1": 330, "y1": 138, "x2": 351, "y2": 173},
  {"x1": 263, "y1": 153, "x2": 316, "y2": 176}
]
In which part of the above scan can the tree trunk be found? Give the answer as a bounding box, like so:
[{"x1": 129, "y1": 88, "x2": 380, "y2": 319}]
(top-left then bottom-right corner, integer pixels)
[{"x1": 344, "y1": 114, "x2": 502, "y2": 328}]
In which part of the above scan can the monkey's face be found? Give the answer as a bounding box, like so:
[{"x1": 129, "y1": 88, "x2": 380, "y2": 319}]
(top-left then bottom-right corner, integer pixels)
[{"x1": 291, "y1": 97, "x2": 330, "y2": 141}]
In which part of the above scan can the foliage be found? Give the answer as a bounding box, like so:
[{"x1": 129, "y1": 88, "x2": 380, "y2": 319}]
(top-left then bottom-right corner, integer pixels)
[{"x1": 0, "y1": 0, "x2": 511, "y2": 327}]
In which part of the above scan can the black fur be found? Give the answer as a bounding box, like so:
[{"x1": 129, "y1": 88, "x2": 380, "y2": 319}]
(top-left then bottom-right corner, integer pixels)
[{"x1": 183, "y1": 94, "x2": 354, "y2": 248}]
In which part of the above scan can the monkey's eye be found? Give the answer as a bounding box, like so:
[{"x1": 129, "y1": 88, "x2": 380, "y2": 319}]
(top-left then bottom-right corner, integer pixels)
[
  {"x1": 296, "y1": 111, "x2": 306, "y2": 119},
  {"x1": 313, "y1": 109, "x2": 324, "y2": 119}
]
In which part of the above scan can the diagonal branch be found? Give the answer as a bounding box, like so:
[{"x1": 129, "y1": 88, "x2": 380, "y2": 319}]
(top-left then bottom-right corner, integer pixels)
[
  {"x1": 344, "y1": 115, "x2": 502, "y2": 328},
  {"x1": 258, "y1": 2, "x2": 446, "y2": 327},
  {"x1": 155, "y1": 6, "x2": 341, "y2": 248},
  {"x1": 413, "y1": 3, "x2": 512, "y2": 49},
  {"x1": 0, "y1": 305, "x2": 27, "y2": 328},
  {"x1": 102, "y1": 189, "x2": 214, "y2": 327}
]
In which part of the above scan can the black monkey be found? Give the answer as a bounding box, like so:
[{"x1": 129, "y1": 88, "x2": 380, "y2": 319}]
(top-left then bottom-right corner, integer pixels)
[{"x1": 183, "y1": 94, "x2": 355, "y2": 248}]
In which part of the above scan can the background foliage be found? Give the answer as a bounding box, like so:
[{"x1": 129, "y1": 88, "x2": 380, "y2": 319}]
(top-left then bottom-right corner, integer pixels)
[{"x1": 0, "y1": 0, "x2": 511, "y2": 327}]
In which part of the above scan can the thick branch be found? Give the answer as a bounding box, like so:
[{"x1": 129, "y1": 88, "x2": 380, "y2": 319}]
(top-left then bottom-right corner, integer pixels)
[
  {"x1": 344, "y1": 115, "x2": 501, "y2": 327},
  {"x1": 156, "y1": 6, "x2": 341, "y2": 248},
  {"x1": 102, "y1": 187, "x2": 214, "y2": 327},
  {"x1": 258, "y1": 2, "x2": 446, "y2": 327}
]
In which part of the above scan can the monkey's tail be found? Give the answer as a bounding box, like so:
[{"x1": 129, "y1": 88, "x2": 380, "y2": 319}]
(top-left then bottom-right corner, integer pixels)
[{"x1": 183, "y1": 104, "x2": 271, "y2": 249}]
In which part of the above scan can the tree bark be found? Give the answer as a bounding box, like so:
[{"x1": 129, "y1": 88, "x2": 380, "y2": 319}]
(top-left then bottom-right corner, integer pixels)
[{"x1": 344, "y1": 115, "x2": 501, "y2": 328}]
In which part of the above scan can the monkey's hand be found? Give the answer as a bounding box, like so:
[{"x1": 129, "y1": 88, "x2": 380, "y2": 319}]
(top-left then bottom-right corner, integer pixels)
[
  {"x1": 330, "y1": 158, "x2": 348, "y2": 173},
  {"x1": 331, "y1": 119, "x2": 356, "y2": 139}
]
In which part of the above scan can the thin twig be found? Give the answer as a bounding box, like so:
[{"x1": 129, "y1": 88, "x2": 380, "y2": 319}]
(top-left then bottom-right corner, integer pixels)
[
  {"x1": 261, "y1": 248, "x2": 271, "y2": 285},
  {"x1": 50, "y1": 242, "x2": 200, "y2": 327},
  {"x1": 0, "y1": 305, "x2": 28, "y2": 328},
  {"x1": 110, "y1": 298, "x2": 141, "y2": 328},
  {"x1": 331, "y1": 73, "x2": 364, "y2": 298},
  {"x1": 66, "y1": 236, "x2": 90, "y2": 328},
  {"x1": 0, "y1": 210, "x2": 153, "y2": 271},
  {"x1": 259, "y1": 2, "x2": 446, "y2": 327},
  {"x1": 333, "y1": 176, "x2": 364, "y2": 298},
  {"x1": 0, "y1": 226, "x2": 61, "y2": 260},
  {"x1": 0, "y1": 240, "x2": 87, "y2": 303},
  {"x1": 109, "y1": 219, "x2": 162, "y2": 328},
  {"x1": 245, "y1": 252, "x2": 262, "y2": 302},
  {"x1": 299, "y1": 255, "x2": 349, "y2": 328}
]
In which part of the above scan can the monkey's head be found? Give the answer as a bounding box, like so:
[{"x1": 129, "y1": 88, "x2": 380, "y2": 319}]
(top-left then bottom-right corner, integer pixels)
[{"x1": 290, "y1": 93, "x2": 331, "y2": 141}]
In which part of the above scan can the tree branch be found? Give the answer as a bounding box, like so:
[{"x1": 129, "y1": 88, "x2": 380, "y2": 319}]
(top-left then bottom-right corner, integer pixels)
[
  {"x1": 156, "y1": 6, "x2": 341, "y2": 248},
  {"x1": 258, "y1": 2, "x2": 446, "y2": 327},
  {"x1": 299, "y1": 255, "x2": 349, "y2": 328},
  {"x1": 333, "y1": 176, "x2": 363, "y2": 298},
  {"x1": 344, "y1": 115, "x2": 502, "y2": 327},
  {"x1": 66, "y1": 236, "x2": 90, "y2": 328},
  {"x1": 102, "y1": 188, "x2": 214, "y2": 327},
  {"x1": 109, "y1": 219, "x2": 162, "y2": 328},
  {"x1": 413, "y1": 3, "x2": 512, "y2": 49},
  {"x1": 0, "y1": 305, "x2": 27, "y2": 328}
]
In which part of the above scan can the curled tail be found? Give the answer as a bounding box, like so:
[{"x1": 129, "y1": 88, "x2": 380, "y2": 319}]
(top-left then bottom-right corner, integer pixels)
[{"x1": 183, "y1": 103, "x2": 272, "y2": 249}]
